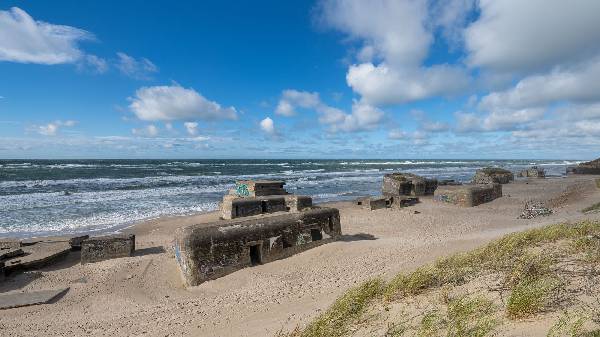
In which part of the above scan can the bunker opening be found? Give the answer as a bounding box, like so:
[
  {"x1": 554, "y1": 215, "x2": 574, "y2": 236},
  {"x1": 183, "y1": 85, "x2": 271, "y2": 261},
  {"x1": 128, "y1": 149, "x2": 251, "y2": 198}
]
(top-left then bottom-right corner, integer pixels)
[
  {"x1": 310, "y1": 228, "x2": 323, "y2": 241},
  {"x1": 249, "y1": 244, "x2": 262, "y2": 266},
  {"x1": 261, "y1": 200, "x2": 268, "y2": 213}
]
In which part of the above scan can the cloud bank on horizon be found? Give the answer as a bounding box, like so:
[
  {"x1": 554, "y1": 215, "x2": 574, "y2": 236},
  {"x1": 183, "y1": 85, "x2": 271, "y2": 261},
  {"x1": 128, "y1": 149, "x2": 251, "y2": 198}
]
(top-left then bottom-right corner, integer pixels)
[{"x1": 1, "y1": 1, "x2": 600, "y2": 159}]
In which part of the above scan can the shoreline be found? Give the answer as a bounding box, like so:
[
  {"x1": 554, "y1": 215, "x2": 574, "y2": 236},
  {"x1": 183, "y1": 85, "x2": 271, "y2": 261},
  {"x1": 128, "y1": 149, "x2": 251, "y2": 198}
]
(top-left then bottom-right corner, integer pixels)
[{"x1": 2, "y1": 175, "x2": 600, "y2": 336}]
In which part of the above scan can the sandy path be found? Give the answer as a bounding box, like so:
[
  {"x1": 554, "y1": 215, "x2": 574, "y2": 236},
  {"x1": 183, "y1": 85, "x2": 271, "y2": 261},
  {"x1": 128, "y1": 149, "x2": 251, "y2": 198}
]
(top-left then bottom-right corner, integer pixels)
[{"x1": 1, "y1": 176, "x2": 600, "y2": 336}]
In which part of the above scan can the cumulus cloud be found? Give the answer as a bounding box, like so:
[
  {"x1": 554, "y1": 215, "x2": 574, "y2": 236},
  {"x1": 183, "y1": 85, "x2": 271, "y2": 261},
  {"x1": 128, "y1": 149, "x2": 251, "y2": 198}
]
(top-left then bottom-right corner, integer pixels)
[
  {"x1": 0, "y1": 7, "x2": 93, "y2": 65},
  {"x1": 132, "y1": 124, "x2": 159, "y2": 137},
  {"x1": 33, "y1": 120, "x2": 77, "y2": 136},
  {"x1": 129, "y1": 84, "x2": 237, "y2": 121},
  {"x1": 465, "y1": 0, "x2": 600, "y2": 74},
  {"x1": 318, "y1": 0, "x2": 472, "y2": 105},
  {"x1": 259, "y1": 117, "x2": 276, "y2": 135},
  {"x1": 455, "y1": 108, "x2": 544, "y2": 133},
  {"x1": 479, "y1": 58, "x2": 600, "y2": 112},
  {"x1": 183, "y1": 121, "x2": 198, "y2": 135},
  {"x1": 116, "y1": 52, "x2": 158, "y2": 80},
  {"x1": 275, "y1": 89, "x2": 384, "y2": 132}
]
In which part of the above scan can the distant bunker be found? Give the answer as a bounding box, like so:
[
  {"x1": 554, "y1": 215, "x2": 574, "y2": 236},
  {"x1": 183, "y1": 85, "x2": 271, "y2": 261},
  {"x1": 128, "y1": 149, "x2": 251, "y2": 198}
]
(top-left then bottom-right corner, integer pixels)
[
  {"x1": 517, "y1": 166, "x2": 546, "y2": 178},
  {"x1": 382, "y1": 173, "x2": 438, "y2": 197},
  {"x1": 568, "y1": 158, "x2": 600, "y2": 175},
  {"x1": 434, "y1": 183, "x2": 502, "y2": 207},
  {"x1": 472, "y1": 167, "x2": 514, "y2": 184},
  {"x1": 356, "y1": 196, "x2": 419, "y2": 210},
  {"x1": 173, "y1": 207, "x2": 341, "y2": 286}
]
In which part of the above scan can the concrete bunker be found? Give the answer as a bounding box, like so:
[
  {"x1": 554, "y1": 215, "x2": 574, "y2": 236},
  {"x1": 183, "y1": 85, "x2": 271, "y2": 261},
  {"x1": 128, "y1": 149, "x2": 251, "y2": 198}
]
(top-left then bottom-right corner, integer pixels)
[
  {"x1": 434, "y1": 183, "x2": 502, "y2": 207},
  {"x1": 382, "y1": 173, "x2": 438, "y2": 197},
  {"x1": 517, "y1": 166, "x2": 546, "y2": 178},
  {"x1": 472, "y1": 167, "x2": 514, "y2": 184},
  {"x1": 221, "y1": 181, "x2": 312, "y2": 220},
  {"x1": 173, "y1": 207, "x2": 342, "y2": 286}
]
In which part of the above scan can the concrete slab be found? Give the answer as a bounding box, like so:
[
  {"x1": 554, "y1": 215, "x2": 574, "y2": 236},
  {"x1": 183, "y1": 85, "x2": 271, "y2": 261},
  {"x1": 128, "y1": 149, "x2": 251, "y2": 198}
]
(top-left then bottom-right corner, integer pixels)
[
  {"x1": 0, "y1": 248, "x2": 24, "y2": 260},
  {"x1": 0, "y1": 288, "x2": 69, "y2": 310},
  {"x1": 4, "y1": 242, "x2": 71, "y2": 274}
]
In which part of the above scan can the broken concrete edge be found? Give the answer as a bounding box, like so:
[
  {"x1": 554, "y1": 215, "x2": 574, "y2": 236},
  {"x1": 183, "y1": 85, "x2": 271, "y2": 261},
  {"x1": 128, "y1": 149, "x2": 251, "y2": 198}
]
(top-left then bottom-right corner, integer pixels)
[
  {"x1": 221, "y1": 195, "x2": 313, "y2": 220},
  {"x1": 80, "y1": 234, "x2": 135, "y2": 264},
  {"x1": 173, "y1": 207, "x2": 341, "y2": 287},
  {"x1": 0, "y1": 288, "x2": 70, "y2": 310},
  {"x1": 433, "y1": 183, "x2": 502, "y2": 207}
]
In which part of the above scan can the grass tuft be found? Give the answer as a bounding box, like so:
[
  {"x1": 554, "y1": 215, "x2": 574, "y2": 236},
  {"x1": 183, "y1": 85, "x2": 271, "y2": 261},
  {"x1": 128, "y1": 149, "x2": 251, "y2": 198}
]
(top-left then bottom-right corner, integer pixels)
[
  {"x1": 506, "y1": 276, "x2": 562, "y2": 319},
  {"x1": 297, "y1": 278, "x2": 384, "y2": 337}
]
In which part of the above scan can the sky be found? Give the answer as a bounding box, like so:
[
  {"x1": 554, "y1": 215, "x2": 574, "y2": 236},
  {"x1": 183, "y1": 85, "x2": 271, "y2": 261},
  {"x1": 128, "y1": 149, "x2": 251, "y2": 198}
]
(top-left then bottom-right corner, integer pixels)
[{"x1": 1, "y1": 0, "x2": 600, "y2": 159}]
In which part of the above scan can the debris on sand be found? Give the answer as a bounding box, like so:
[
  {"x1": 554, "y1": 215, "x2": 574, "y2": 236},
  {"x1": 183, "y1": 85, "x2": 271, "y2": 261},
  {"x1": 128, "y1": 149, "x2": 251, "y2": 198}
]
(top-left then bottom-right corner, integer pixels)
[{"x1": 519, "y1": 201, "x2": 552, "y2": 219}]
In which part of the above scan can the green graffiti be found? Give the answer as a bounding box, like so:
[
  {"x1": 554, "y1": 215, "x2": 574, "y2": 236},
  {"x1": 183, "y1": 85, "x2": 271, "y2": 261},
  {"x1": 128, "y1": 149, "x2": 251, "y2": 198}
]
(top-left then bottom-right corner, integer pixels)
[{"x1": 236, "y1": 183, "x2": 250, "y2": 196}]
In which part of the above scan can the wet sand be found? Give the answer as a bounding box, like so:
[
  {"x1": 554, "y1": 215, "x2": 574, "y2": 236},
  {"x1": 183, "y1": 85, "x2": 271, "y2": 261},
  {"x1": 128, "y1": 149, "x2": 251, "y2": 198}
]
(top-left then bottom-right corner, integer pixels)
[{"x1": 2, "y1": 175, "x2": 600, "y2": 336}]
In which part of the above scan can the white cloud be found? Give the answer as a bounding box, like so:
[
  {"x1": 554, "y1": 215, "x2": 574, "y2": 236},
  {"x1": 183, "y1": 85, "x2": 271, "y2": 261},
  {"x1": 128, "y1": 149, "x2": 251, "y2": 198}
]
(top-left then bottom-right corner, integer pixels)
[
  {"x1": 183, "y1": 121, "x2": 198, "y2": 135},
  {"x1": 276, "y1": 90, "x2": 320, "y2": 116},
  {"x1": 0, "y1": 7, "x2": 93, "y2": 65},
  {"x1": 275, "y1": 89, "x2": 384, "y2": 132},
  {"x1": 259, "y1": 117, "x2": 275, "y2": 135},
  {"x1": 129, "y1": 84, "x2": 237, "y2": 121},
  {"x1": 346, "y1": 63, "x2": 469, "y2": 105},
  {"x1": 480, "y1": 58, "x2": 600, "y2": 112},
  {"x1": 116, "y1": 52, "x2": 158, "y2": 80},
  {"x1": 388, "y1": 129, "x2": 406, "y2": 139},
  {"x1": 455, "y1": 108, "x2": 544, "y2": 133},
  {"x1": 132, "y1": 124, "x2": 159, "y2": 137},
  {"x1": 465, "y1": 0, "x2": 600, "y2": 73},
  {"x1": 318, "y1": 0, "x2": 472, "y2": 105},
  {"x1": 34, "y1": 120, "x2": 77, "y2": 136}
]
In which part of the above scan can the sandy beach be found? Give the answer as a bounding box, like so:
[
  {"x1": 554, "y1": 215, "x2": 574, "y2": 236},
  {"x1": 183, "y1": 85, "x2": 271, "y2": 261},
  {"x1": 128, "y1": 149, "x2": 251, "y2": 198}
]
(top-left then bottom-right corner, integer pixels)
[{"x1": 2, "y1": 175, "x2": 600, "y2": 336}]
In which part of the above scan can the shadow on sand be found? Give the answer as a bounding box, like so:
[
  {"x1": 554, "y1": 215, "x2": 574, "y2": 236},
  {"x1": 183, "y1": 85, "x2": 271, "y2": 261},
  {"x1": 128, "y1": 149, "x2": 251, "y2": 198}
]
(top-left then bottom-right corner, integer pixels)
[{"x1": 338, "y1": 233, "x2": 377, "y2": 242}]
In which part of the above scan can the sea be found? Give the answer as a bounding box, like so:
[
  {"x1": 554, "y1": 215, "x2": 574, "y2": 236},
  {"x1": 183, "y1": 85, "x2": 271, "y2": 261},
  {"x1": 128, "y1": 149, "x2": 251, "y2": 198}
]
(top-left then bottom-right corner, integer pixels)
[{"x1": 0, "y1": 159, "x2": 581, "y2": 238}]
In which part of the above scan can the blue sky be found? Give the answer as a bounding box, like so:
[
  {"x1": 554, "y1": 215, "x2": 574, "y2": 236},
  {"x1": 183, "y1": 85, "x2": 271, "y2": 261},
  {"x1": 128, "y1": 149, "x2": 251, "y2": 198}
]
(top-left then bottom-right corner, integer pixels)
[{"x1": 1, "y1": 1, "x2": 600, "y2": 159}]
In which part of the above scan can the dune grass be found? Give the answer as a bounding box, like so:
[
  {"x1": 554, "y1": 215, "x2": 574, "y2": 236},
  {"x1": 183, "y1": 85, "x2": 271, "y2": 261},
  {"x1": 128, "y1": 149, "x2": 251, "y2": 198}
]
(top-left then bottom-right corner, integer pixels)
[{"x1": 279, "y1": 221, "x2": 600, "y2": 337}]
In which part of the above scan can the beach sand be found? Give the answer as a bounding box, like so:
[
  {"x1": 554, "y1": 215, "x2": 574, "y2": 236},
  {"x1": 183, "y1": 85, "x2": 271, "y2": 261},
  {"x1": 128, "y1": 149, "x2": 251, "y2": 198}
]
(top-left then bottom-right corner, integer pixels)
[{"x1": 2, "y1": 175, "x2": 600, "y2": 336}]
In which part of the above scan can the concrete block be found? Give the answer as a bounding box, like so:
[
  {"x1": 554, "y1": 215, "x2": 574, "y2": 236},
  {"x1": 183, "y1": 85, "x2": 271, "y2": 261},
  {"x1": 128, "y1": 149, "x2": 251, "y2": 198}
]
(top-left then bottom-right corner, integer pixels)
[
  {"x1": 221, "y1": 195, "x2": 288, "y2": 219},
  {"x1": 68, "y1": 235, "x2": 89, "y2": 250},
  {"x1": 174, "y1": 207, "x2": 341, "y2": 286},
  {"x1": 517, "y1": 166, "x2": 545, "y2": 178},
  {"x1": 4, "y1": 242, "x2": 71, "y2": 274},
  {"x1": 81, "y1": 234, "x2": 135, "y2": 264},
  {"x1": 284, "y1": 195, "x2": 313, "y2": 212},
  {"x1": 434, "y1": 183, "x2": 502, "y2": 207},
  {"x1": 0, "y1": 288, "x2": 69, "y2": 309},
  {"x1": 356, "y1": 196, "x2": 391, "y2": 210},
  {"x1": 0, "y1": 248, "x2": 24, "y2": 260},
  {"x1": 472, "y1": 168, "x2": 514, "y2": 184},
  {"x1": 382, "y1": 173, "x2": 437, "y2": 196},
  {"x1": 230, "y1": 180, "x2": 288, "y2": 197}
]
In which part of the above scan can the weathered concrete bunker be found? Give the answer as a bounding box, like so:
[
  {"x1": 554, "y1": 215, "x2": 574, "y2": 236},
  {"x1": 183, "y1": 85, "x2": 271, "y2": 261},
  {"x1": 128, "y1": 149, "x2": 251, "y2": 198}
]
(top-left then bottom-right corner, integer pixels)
[
  {"x1": 382, "y1": 173, "x2": 438, "y2": 197},
  {"x1": 517, "y1": 166, "x2": 546, "y2": 178},
  {"x1": 173, "y1": 207, "x2": 341, "y2": 286},
  {"x1": 174, "y1": 179, "x2": 342, "y2": 286},
  {"x1": 472, "y1": 167, "x2": 514, "y2": 184},
  {"x1": 221, "y1": 180, "x2": 312, "y2": 219},
  {"x1": 434, "y1": 183, "x2": 502, "y2": 207}
]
